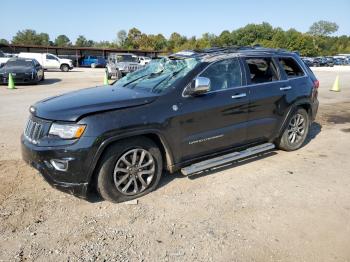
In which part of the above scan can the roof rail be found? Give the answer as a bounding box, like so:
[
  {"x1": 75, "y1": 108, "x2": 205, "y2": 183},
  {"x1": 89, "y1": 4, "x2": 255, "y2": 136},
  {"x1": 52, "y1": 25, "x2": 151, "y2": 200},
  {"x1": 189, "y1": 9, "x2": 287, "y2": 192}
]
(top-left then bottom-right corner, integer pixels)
[
  {"x1": 194, "y1": 46, "x2": 256, "y2": 53},
  {"x1": 193, "y1": 46, "x2": 293, "y2": 55}
]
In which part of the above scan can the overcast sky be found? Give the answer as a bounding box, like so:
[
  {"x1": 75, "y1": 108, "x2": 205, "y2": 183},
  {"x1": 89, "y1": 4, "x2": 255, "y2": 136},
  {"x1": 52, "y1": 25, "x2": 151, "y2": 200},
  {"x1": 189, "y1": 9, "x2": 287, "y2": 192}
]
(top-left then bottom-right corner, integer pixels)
[{"x1": 1, "y1": 0, "x2": 350, "y2": 42}]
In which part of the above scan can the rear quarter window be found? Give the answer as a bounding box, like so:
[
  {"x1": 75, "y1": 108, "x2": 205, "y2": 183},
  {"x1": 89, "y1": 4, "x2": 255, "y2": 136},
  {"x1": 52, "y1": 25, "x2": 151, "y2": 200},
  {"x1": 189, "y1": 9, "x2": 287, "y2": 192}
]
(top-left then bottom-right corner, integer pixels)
[{"x1": 278, "y1": 57, "x2": 305, "y2": 78}]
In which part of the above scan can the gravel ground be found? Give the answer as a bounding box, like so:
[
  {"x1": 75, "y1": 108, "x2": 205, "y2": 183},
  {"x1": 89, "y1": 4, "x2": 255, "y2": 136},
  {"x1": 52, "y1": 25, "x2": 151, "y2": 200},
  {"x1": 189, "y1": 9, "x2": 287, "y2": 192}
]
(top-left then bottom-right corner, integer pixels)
[{"x1": 0, "y1": 67, "x2": 349, "y2": 261}]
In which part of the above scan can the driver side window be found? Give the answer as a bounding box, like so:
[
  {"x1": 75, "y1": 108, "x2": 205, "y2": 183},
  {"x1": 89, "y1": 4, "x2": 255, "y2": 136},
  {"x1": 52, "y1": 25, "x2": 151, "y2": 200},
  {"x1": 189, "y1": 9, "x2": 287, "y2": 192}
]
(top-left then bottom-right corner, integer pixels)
[
  {"x1": 200, "y1": 58, "x2": 242, "y2": 92},
  {"x1": 46, "y1": 54, "x2": 58, "y2": 61}
]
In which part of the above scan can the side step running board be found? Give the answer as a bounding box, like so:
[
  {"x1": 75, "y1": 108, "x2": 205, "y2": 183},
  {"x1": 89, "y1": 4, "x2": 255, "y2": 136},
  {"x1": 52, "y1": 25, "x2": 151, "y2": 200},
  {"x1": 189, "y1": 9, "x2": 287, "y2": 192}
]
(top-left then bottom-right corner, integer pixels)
[{"x1": 181, "y1": 143, "x2": 275, "y2": 176}]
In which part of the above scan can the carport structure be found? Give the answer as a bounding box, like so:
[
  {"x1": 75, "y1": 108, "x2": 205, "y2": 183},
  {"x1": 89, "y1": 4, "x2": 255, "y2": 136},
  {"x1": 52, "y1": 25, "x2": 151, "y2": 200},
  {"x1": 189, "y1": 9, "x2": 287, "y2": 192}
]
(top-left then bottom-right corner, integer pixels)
[{"x1": 0, "y1": 44, "x2": 161, "y2": 66}]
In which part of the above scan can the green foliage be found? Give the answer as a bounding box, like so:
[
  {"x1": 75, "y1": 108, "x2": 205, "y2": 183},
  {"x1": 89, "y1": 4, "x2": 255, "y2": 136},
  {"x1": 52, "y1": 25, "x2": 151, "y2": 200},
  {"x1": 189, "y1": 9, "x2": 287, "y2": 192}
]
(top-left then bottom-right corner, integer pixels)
[
  {"x1": 93, "y1": 41, "x2": 117, "y2": 48},
  {"x1": 75, "y1": 35, "x2": 94, "y2": 47},
  {"x1": 12, "y1": 29, "x2": 50, "y2": 46},
  {"x1": 0, "y1": 39, "x2": 9, "y2": 45},
  {"x1": 3, "y1": 21, "x2": 350, "y2": 56},
  {"x1": 54, "y1": 35, "x2": 71, "y2": 47},
  {"x1": 308, "y1": 20, "x2": 339, "y2": 36},
  {"x1": 116, "y1": 30, "x2": 127, "y2": 47}
]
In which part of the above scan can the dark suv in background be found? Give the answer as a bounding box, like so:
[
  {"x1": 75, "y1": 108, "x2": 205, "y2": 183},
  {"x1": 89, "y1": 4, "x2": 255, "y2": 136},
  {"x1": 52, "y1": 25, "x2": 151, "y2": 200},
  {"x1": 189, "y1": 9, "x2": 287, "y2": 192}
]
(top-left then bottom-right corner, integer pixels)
[{"x1": 21, "y1": 47, "x2": 319, "y2": 203}]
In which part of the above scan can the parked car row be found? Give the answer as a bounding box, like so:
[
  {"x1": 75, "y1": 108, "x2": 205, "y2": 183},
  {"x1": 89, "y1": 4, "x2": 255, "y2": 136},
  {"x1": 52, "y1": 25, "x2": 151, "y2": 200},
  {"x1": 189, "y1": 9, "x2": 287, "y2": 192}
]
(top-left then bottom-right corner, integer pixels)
[
  {"x1": 0, "y1": 51, "x2": 154, "y2": 85},
  {"x1": 301, "y1": 56, "x2": 350, "y2": 67},
  {"x1": 0, "y1": 50, "x2": 154, "y2": 74}
]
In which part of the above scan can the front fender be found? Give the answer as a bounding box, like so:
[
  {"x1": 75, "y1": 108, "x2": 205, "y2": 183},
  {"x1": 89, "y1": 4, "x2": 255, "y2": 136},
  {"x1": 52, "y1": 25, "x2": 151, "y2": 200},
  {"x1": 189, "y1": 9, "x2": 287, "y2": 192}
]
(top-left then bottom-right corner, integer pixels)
[{"x1": 86, "y1": 129, "x2": 175, "y2": 183}]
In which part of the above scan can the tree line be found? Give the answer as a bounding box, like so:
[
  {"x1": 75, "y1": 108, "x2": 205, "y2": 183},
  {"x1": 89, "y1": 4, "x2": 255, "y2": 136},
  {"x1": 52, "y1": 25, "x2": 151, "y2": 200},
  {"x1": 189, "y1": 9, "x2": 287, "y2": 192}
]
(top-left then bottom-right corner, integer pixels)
[{"x1": 0, "y1": 21, "x2": 349, "y2": 56}]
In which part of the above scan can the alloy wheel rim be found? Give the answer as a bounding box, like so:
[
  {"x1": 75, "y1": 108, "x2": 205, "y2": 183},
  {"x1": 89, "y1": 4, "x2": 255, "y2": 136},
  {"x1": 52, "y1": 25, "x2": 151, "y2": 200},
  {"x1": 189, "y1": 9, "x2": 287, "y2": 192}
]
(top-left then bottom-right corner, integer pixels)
[
  {"x1": 113, "y1": 149, "x2": 155, "y2": 196},
  {"x1": 287, "y1": 113, "x2": 306, "y2": 144}
]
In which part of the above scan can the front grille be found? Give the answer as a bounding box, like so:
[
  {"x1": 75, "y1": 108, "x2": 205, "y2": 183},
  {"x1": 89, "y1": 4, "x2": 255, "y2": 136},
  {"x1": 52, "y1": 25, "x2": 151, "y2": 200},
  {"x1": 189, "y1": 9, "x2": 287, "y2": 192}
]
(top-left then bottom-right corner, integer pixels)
[
  {"x1": 127, "y1": 65, "x2": 142, "y2": 72},
  {"x1": 24, "y1": 118, "x2": 45, "y2": 144}
]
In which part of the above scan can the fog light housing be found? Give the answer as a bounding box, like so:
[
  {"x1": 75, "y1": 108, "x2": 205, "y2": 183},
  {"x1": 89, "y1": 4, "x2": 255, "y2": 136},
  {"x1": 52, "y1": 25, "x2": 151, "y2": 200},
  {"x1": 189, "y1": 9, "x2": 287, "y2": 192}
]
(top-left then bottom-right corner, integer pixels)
[{"x1": 50, "y1": 158, "x2": 73, "y2": 171}]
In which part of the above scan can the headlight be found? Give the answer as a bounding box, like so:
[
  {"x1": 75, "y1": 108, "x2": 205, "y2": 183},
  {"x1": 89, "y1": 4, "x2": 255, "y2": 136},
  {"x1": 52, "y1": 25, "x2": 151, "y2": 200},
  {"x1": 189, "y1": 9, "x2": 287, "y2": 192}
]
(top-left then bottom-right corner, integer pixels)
[{"x1": 49, "y1": 123, "x2": 86, "y2": 139}]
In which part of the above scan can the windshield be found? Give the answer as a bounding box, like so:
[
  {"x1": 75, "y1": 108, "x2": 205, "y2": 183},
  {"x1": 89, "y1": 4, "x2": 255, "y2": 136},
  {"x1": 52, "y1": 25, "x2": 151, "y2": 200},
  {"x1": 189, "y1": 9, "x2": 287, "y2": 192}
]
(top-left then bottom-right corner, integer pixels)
[
  {"x1": 114, "y1": 57, "x2": 200, "y2": 94},
  {"x1": 6, "y1": 59, "x2": 33, "y2": 68},
  {"x1": 117, "y1": 55, "x2": 139, "y2": 63}
]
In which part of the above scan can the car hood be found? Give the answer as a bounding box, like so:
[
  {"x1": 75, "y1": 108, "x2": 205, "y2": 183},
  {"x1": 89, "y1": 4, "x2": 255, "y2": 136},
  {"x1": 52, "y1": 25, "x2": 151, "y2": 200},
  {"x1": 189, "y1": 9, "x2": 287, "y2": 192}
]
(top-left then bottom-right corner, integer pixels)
[{"x1": 32, "y1": 86, "x2": 159, "y2": 122}]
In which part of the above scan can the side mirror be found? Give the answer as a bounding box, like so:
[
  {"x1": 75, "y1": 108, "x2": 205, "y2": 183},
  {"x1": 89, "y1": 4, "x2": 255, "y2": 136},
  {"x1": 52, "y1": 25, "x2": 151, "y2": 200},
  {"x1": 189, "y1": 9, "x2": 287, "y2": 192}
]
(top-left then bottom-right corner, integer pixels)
[{"x1": 188, "y1": 77, "x2": 210, "y2": 96}]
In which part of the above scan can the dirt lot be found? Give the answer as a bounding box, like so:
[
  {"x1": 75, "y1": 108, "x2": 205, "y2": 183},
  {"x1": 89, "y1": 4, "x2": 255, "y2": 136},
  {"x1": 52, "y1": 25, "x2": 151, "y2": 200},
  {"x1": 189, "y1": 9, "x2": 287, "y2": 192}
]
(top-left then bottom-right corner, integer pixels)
[{"x1": 0, "y1": 67, "x2": 349, "y2": 262}]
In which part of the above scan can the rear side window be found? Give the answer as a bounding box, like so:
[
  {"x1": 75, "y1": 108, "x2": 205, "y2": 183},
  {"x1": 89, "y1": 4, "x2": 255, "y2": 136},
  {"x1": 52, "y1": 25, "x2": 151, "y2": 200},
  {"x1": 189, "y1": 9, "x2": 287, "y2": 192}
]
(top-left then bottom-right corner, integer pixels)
[
  {"x1": 200, "y1": 58, "x2": 242, "y2": 91},
  {"x1": 278, "y1": 57, "x2": 304, "y2": 78},
  {"x1": 245, "y1": 57, "x2": 279, "y2": 84}
]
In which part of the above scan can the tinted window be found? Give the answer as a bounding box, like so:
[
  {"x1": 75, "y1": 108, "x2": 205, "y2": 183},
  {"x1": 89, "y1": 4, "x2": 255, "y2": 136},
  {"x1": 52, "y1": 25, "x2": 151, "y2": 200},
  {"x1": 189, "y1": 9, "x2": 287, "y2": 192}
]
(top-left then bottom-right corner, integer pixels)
[
  {"x1": 116, "y1": 55, "x2": 139, "y2": 63},
  {"x1": 200, "y1": 58, "x2": 242, "y2": 91},
  {"x1": 6, "y1": 59, "x2": 34, "y2": 68},
  {"x1": 33, "y1": 59, "x2": 41, "y2": 67},
  {"x1": 47, "y1": 54, "x2": 58, "y2": 60},
  {"x1": 279, "y1": 57, "x2": 304, "y2": 78},
  {"x1": 245, "y1": 57, "x2": 279, "y2": 84}
]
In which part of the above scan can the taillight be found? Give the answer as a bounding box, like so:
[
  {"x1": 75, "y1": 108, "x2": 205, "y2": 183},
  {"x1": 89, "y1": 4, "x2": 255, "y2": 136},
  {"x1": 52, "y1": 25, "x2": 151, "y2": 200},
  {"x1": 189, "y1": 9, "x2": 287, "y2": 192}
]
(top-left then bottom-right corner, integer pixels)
[{"x1": 313, "y1": 80, "x2": 319, "y2": 89}]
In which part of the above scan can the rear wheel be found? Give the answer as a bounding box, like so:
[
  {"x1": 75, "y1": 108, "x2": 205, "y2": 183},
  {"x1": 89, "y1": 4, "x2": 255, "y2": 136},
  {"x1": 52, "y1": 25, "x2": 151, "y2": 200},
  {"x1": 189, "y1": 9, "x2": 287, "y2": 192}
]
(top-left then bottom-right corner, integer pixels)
[
  {"x1": 276, "y1": 108, "x2": 309, "y2": 151},
  {"x1": 96, "y1": 137, "x2": 163, "y2": 203}
]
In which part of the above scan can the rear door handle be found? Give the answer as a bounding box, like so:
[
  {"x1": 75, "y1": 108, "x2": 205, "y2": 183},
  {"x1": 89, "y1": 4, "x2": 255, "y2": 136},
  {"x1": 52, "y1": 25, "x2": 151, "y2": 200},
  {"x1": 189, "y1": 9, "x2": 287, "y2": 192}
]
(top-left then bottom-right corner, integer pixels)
[
  {"x1": 231, "y1": 93, "x2": 247, "y2": 99},
  {"x1": 280, "y1": 86, "x2": 292, "y2": 91}
]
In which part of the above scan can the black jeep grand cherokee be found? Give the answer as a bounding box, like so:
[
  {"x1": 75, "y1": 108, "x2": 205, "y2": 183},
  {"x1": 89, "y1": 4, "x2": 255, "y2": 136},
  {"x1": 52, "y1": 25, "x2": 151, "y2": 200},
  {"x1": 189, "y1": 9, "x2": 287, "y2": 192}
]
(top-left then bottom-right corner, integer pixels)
[{"x1": 22, "y1": 47, "x2": 319, "y2": 203}]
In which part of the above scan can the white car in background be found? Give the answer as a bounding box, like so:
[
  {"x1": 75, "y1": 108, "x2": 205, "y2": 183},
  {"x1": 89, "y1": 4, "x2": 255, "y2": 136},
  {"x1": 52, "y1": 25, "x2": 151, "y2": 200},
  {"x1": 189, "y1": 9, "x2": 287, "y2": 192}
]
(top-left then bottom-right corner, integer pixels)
[
  {"x1": 0, "y1": 51, "x2": 10, "y2": 66},
  {"x1": 139, "y1": 56, "x2": 151, "y2": 65},
  {"x1": 106, "y1": 53, "x2": 144, "y2": 79},
  {"x1": 18, "y1": 52, "x2": 74, "y2": 72}
]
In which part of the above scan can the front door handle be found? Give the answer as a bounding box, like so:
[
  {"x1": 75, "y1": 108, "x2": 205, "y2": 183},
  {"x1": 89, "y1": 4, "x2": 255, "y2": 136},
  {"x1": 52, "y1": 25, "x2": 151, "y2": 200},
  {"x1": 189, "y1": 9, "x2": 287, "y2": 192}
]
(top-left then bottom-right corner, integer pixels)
[
  {"x1": 280, "y1": 86, "x2": 292, "y2": 91},
  {"x1": 231, "y1": 93, "x2": 247, "y2": 99}
]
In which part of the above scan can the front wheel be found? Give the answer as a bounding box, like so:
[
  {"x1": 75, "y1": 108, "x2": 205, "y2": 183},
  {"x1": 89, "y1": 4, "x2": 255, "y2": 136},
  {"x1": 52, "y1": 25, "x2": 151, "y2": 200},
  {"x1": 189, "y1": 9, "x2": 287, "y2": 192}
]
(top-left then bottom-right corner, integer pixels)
[
  {"x1": 60, "y1": 64, "x2": 69, "y2": 72},
  {"x1": 276, "y1": 108, "x2": 309, "y2": 151},
  {"x1": 96, "y1": 137, "x2": 163, "y2": 203},
  {"x1": 115, "y1": 69, "x2": 122, "y2": 80}
]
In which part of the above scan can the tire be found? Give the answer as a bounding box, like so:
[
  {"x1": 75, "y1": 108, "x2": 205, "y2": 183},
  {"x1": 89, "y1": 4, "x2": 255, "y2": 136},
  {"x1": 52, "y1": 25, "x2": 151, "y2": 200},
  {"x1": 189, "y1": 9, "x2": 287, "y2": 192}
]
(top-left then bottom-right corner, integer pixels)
[
  {"x1": 96, "y1": 137, "x2": 163, "y2": 203},
  {"x1": 60, "y1": 64, "x2": 69, "y2": 72},
  {"x1": 91, "y1": 63, "x2": 96, "y2": 68},
  {"x1": 275, "y1": 108, "x2": 309, "y2": 151},
  {"x1": 115, "y1": 69, "x2": 122, "y2": 80}
]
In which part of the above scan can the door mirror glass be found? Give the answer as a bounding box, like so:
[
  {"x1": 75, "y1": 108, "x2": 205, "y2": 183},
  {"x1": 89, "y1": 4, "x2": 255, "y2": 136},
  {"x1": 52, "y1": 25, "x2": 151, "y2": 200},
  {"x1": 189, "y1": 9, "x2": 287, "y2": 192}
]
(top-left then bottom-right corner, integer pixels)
[{"x1": 189, "y1": 77, "x2": 210, "y2": 96}]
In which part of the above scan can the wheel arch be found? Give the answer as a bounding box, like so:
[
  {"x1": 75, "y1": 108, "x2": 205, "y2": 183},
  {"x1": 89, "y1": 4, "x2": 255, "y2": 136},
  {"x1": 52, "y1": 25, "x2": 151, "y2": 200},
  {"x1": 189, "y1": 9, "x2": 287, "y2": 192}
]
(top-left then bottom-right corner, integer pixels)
[
  {"x1": 60, "y1": 63, "x2": 69, "y2": 70},
  {"x1": 277, "y1": 99, "x2": 313, "y2": 138},
  {"x1": 87, "y1": 131, "x2": 175, "y2": 187}
]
